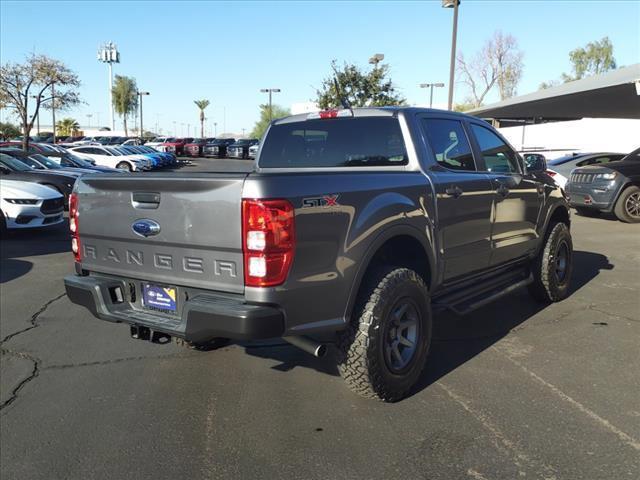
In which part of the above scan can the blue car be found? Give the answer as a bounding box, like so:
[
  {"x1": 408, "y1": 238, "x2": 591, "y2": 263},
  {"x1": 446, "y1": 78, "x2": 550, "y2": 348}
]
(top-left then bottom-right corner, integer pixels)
[
  {"x1": 134, "y1": 145, "x2": 176, "y2": 167},
  {"x1": 119, "y1": 146, "x2": 164, "y2": 168}
]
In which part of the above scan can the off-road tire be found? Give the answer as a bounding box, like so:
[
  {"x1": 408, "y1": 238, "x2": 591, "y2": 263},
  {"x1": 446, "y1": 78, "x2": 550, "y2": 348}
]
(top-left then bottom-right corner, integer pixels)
[
  {"x1": 116, "y1": 161, "x2": 132, "y2": 172},
  {"x1": 174, "y1": 337, "x2": 230, "y2": 351},
  {"x1": 528, "y1": 222, "x2": 573, "y2": 303},
  {"x1": 0, "y1": 212, "x2": 7, "y2": 237},
  {"x1": 613, "y1": 185, "x2": 640, "y2": 223},
  {"x1": 337, "y1": 267, "x2": 432, "y2": 402}
]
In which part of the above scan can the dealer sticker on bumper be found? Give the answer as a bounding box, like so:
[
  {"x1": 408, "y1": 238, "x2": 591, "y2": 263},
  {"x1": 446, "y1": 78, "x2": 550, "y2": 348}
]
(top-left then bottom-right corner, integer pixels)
[{"x1": 142, "y1": 283, "x2": 177, "y2": 312}]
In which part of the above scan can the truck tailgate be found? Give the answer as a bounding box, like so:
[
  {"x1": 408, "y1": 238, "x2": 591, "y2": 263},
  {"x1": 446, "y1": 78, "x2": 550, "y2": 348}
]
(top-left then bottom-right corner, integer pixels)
[{"x1": 76, "y1": 174, "x2": 248, "y2": 294}]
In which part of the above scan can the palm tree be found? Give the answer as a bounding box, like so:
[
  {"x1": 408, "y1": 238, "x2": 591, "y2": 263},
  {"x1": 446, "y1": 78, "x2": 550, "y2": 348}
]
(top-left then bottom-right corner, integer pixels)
[
  {"x1": 194, "y1": 99, "x2": 210, "y2": 138},
  {"x1": 56, "y1": 117, "x2": 79, "y2": 136},
  {"x1": 112, "y1": 75, "x2": 138, "y2": 136}
]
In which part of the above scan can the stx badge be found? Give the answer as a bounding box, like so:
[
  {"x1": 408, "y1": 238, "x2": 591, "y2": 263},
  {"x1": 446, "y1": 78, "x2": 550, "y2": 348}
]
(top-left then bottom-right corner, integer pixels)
[{"x1": 302, "y1": 194, "x2": 340, "y2": 208}]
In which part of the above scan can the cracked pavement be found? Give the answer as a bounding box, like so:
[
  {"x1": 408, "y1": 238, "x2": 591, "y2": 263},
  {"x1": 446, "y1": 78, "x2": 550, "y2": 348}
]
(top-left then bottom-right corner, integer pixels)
[{"x1": 1, "y1": 159, "x2": 639, "y2": 480}]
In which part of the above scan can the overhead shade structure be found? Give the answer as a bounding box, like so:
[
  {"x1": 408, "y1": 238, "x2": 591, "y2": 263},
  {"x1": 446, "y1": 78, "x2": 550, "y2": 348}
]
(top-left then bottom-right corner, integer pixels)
[{"x1": 469, "y1": 64, "x2": 640, "y2": 121}]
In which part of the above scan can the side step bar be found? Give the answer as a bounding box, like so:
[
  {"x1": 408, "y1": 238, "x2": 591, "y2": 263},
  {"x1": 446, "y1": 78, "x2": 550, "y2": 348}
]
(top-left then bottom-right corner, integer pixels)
[{"x1": 433, "y1": 270, "x2": 533, "y2": 316}]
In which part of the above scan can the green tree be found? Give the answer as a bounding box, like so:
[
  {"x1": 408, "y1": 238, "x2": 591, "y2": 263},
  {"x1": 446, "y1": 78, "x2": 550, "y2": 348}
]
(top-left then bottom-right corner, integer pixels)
[
  {"x1": 56, "y1": 117, "x2": 79, "y2": 136},
  {"x1": 315, "y1": 60, "x2": 405, "y2": 109},
  {"x1": 453, "y1": 101, "x2": 476, "y2": 113},
  {"x1": 0, "y1": 54, "x2": 80, "y2": 150},
  {"x1": 250, "y1": 104, "x2": 290, "y2": 139},
  {"x1": 0, "y1": 121, "x2": 21, "y2": 140},
  {"x1": 112, "y1": 75, "x2": 138, "y2": 136},
  {"x1": 561, "y1": 37, "x2": 616, "y2": 82},
  {"x1": 194, "y1": 99, "x2": 210, "y2": 138}
]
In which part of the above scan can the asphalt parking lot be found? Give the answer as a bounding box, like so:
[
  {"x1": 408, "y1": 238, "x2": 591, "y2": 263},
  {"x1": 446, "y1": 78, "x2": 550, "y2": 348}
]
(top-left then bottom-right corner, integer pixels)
[{"x1": 1, "y1": 158, "x2": 639, "y2": 480}]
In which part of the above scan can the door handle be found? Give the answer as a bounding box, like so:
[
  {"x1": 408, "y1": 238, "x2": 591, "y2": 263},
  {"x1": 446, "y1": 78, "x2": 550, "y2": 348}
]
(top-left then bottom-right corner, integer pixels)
[
  {"x1": 445, "y1": 186, "x2": 464, "y2": 198},
  {"x1": 495, "y1": 183, "x2": 509, "y2": 197}
]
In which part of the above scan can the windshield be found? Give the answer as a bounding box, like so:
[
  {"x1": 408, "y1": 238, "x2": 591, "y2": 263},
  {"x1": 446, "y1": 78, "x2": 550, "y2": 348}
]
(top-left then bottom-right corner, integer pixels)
[
  {"x1": 13, "y1": 155, "x2": 43, "y2": 169},
  {"x1": 31, "y1": 154, "x2": 62, "y2": 169},
  {"x1": 64, "y1": 153, "x2": 93, "y2": 167},
  {"x1": 0, "y1": 154, "x2": 32, "y2": 171},
  {"x1": 259, "y1": 117, "x2": 408, "y2": 168}
]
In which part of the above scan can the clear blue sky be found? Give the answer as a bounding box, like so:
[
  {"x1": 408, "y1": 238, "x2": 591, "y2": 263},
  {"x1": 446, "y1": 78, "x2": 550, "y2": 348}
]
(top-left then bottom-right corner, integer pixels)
[{"x1": 1, "y1": 0, "x2": 639, "y2": 135}]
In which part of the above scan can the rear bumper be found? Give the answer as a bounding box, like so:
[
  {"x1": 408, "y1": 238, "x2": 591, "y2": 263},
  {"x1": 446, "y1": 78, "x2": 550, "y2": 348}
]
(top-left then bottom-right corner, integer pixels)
[{"x1": 64, "y1": 274, "x2": 284, "y2": 342}]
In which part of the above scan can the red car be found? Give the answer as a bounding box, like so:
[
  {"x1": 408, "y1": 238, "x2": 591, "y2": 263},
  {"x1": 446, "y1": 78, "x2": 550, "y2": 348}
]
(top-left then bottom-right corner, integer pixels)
[
  {"x1": 184, "y1": 138, "x2": 215, "y2": 157},
  {"x1": 158, "y1": 137, "x2": 193, "y2": 156}
]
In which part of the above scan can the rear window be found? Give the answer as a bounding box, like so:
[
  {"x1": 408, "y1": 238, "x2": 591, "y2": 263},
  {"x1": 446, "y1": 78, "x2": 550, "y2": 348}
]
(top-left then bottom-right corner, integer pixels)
[{"x1": 259, "y1": 117, "x2": 407, "y2": 168}]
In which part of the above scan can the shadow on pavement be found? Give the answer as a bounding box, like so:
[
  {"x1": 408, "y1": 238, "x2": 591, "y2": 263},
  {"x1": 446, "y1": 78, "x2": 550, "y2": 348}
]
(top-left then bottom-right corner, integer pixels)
[{"x1": 243, "y1": 250, "x2": 614, "y2": 393}]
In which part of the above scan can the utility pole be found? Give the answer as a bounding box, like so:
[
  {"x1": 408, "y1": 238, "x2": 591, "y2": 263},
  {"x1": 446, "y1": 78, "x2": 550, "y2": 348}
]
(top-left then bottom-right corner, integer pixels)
[
  {"x1": 443, "y1": 0, "x2": 461, "y2": 110},
  {"x1": 51, "y1": 83, "x2": 56, "y2": 142},
  {"x1": 137, "y1": 91, "x2": 149, "y2": 138},
  {"x1": 97, "y1": 42, "x2": 120, "y2": 130},
  {"x1": 260, "y1": 88, "x2": 281, "y2": 122}
]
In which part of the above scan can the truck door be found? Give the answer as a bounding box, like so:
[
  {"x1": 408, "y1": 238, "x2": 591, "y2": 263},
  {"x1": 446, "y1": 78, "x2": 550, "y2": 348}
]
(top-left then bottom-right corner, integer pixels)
[
  {"x1": 468, "y1": 122, "x2": 542, "y2": 266},
  {"x1": 420, "y1": 117, "x2": 494, "y2": 282}
]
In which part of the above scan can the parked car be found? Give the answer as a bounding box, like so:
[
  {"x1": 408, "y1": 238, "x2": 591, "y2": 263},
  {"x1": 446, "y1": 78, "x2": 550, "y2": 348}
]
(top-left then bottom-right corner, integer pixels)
[
  {"x1": 0, "y1": 179, "x2": 64, "y2": 233},
  {"x1": 184, "y1": 138, "x2": 215, "y2": 157},
  {"x1": 203, "y1": 138, "x2": 235, "y2": 158},
  {"x1": 248, "y1": 143, "x2": 259, "y2": 159},
  {"x1": 548, "y1": 152, "x2": 625, "y2": 180},
  {"x1": 145, "y1": 136, "x2": 172, "y2": 150},
  {"x1": 37, "y1": 148, "x2": 123, "y2": 173},
  {"x1": 68, "y1": 146, "x2": 148, "y2": 172},
  {"x1": 64, "y1": 107, "x2": 573, "y2": 402},
  {"x1": 137, "y1": 145, "x2": 177, "y2": 166},
  {"x1": 157, "y1": 138, "x2": 193, "y2": 156},
  {"x1": 227, "y1": 139, "x2": 260, "y2": 159},
  {"x1": 566, "y1": 147, "x2": 640, "y2": 222},
  {"x1": 119, "y1": 145, "x2": 165, "y2": 168},
  {"x1": 0, "y1": 152, "x2": 77, "y2": 206},
  {"x1": 0, "y1": 148, "x2": 96, "y2": 175}
]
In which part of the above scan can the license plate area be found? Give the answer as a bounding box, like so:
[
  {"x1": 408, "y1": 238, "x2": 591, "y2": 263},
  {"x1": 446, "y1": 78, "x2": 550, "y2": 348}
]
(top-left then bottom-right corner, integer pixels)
[{"x1": 142, "y1": 283, "x2": 178, "y2": 314}]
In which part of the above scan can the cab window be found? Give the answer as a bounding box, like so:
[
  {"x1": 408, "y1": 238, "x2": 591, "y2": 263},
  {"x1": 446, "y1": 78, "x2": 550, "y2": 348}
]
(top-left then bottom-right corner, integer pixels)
[
  {"x1": 421, "y1": 118, "x2": 475, "y2": 171},
  {"x1": 471, "y1": 124, "x2": 520, "y2": 174}
]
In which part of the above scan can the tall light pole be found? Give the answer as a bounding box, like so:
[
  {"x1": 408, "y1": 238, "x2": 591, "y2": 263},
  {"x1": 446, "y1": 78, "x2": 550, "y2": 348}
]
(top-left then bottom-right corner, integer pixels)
[
  {"x1": 443, "y1": 0, "x2": 460, "y2": 110},
  {"x1": 214, "y1": 122, "x2": 218, "y2": 136},
  {"x1": 187, "y1": 123, "x2": 191, "y2": 137},
  {"x1": 97, "y1": 42, "x2": 120, "y2": 130},
  {"x1": 419, "y1": 83, "x2": 445, "y2": 108},
  {"x1": 260, "y1": 88, "x2": 281, "y2": 122},
  {"x1": 137, "y1": 91, "x2": 149, "y2": 138},
  {"x1": 51, "y1": 83, "x2": 56, "y2": 142},
  {"x1": 86, "y1": 113, "x2": 92, "y2": 128},
  {"x1": 368, "y1": 53, "x2": 384, "y2": 67},
  {"x1": 173, "y1": 121, "x2": 177, "y2": 136}
]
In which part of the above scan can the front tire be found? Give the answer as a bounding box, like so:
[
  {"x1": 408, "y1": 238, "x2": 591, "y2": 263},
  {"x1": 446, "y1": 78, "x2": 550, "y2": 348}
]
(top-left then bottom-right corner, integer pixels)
[
  {"x1": 528, "y1": 222, "x2": 573, "y2": 303},
  {"x1": 116, "y1": 161, "x2": 132, "y2": 172},
  {"x1": 337, "y1": 267, "x2": 432, "y2": 402},
  {"x1": 613, "y1": 185, "x2": 640, "y2": 223}
]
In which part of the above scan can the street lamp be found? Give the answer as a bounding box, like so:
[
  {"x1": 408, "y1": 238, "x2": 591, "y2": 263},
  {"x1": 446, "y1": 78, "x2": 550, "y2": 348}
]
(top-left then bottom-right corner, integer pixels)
[
  {"x1": 260, "y1": 88, "x2": 281, "y2": 122},
  {"x1": 97, "y1": 42, "x2": 120, "y2": 130},
  {"x1": 419, "y1": 83, "x2": 445, "y2": 108},
  {"x1": 368, "y1": 53, "x2": 385, "y2": 66},
  {"x1": 86, "y1": 114, "x2": 92, "y2": 129},
  {"x1": 137, "y1": 91, "x2": 149, "y2": 138},
  {"x1": 442, "y1": 0, "x2": 460, "y2": 110},
  {"x1": 214, "y1": 122, "x2": 218, "y2": 136}
]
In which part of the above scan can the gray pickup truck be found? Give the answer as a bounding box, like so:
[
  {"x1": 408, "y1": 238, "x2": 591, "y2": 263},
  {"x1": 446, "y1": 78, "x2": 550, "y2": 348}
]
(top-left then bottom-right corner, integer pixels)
[{"x1": 64, "y1": 107, "x2": 573, "y2": 401}]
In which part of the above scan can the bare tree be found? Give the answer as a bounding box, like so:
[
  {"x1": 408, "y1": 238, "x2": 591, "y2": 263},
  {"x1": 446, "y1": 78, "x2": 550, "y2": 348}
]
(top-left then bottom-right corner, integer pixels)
[
  {"x1": 0, "y1": 54, "x2": 80, "y2": 150},
  {"x1": 456, "y1": 31, "x2": 523, "y2": 107}
]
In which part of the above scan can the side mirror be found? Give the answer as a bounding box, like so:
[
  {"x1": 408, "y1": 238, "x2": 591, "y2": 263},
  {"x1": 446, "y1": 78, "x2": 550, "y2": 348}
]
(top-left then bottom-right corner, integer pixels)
[{"x1": 524, "y1": 154, "x2": 547, "y2": 173}]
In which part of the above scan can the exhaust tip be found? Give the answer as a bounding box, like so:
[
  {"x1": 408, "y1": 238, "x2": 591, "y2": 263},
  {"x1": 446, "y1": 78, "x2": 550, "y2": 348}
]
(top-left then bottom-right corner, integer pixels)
[{"x1": 315, "y1": 344, "x2": 328, "y2": 358}]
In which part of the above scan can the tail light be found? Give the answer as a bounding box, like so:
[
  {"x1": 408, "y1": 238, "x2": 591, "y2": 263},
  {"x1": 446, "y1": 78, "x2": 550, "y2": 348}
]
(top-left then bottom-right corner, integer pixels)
[
  {"x1": 545, "y1": 170, "x2": 557, "y2": 177},
  {"x1": 69, "y1": 193, "x2": 81, "y2": 262},
  {"x1": 242, "y1": 199, "x2": 295, "y2": 287}
]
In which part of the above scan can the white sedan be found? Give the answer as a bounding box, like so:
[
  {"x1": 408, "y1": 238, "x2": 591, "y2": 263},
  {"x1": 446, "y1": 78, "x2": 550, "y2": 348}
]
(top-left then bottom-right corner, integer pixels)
[
  {"x1": 68, "y1": 146, "x2": 150, "y2": 172},
  {"x1": 1, "y1": 179, "x2": 65, "y2": 232}
]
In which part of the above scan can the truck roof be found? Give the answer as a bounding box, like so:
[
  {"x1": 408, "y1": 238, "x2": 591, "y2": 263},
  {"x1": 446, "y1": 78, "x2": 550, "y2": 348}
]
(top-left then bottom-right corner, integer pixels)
[{"x1": 272, "y1": 107, "x2": 471, "y2": 125}]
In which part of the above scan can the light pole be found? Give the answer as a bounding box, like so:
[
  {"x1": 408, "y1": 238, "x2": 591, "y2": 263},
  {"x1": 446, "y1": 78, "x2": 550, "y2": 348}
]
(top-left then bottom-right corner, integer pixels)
[
  {"x1": 51, "y1": 83, "x2": 56, "y2": 142},
  {"x1": 137, "y1": 91, "x2": 149, "y2": 138},
  {"x1": 241, "y1": 128, "x2": 246, "y2": 138},
  {"x1": 173, "y1": 121, "x2": 177, "y2": 136},
  {"x1": 442, "y1": 0, "x2": 460, "y2": 110},
  {"x1": 187, "y1": 123, "x2": 191, "y2": 137},
  {"x1": 368, "y1": 53, "x2": 384, "y2": 67},
  {"x1": 214, "y1": 122, "x2": 218, "y2": 136},
  {"x1": 419, "y1": 83, "x2": 445, "y2": 108},
  {"x1": 97, "y1": 42, "x2": 120, "y2": 130},
  {"x1": 86, "y1": 113, "x2": 92, "y2": 129},
  {"x1": 260, "y1": 88, "x2": 281, "y2": 122},
  {"x1": 181, "y1": 123, "x2": 185, "y2": 136}
]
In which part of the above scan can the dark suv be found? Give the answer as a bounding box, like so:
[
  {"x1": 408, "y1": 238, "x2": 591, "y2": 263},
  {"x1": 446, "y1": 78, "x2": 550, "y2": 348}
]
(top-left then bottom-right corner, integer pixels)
[
  {"x1": 226, "y1": 139, "x2": 260, "y2": 159},
  {"x1": 203, "y1": 138, "x2": 236, "y2": 158},
  {"x1": 566, "y1": 147, "x2": 640, "y2": 222}
]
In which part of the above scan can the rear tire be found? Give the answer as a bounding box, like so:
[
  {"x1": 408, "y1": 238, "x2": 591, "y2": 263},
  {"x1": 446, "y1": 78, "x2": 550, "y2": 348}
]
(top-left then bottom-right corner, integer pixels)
[
  {"x1": 116, "y1": 161, "x2": 132, "y2": 172},
  {"x1": 613, "y1": 185, "x2": 640, "y2": 223},
  {"x1": 337, "y1": 267, "x2": 432, "y2": 402},
  {"x1": 528, "y1": 222, "x2": 573, "y2": 303},
  {"x1": 0, "y1": 212, "x2": 7, "y2": 237}
]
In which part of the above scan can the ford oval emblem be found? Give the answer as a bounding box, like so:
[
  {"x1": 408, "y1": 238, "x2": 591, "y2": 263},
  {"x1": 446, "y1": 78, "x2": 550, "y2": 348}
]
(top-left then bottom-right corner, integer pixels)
[{"x1": 132, "y1": 219, "x2": 161, "y2": 237}]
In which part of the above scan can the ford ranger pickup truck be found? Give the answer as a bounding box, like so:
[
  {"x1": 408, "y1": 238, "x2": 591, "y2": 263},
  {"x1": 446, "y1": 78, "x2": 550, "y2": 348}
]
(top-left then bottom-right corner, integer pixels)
[{"x1": 64, "y1": 107, "x2": 573, "y2": 402}]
